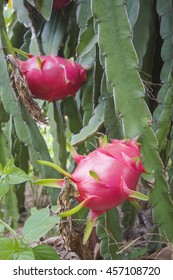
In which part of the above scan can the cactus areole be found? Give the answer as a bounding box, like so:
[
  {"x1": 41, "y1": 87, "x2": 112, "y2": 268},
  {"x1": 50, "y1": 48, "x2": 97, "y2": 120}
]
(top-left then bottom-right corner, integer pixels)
[
  {"x1": 16, "y1": 55, "x2": 87, "y2": 101},
  {"x1": 35, "y1": 137, "x2": 149, "y2": 244}
]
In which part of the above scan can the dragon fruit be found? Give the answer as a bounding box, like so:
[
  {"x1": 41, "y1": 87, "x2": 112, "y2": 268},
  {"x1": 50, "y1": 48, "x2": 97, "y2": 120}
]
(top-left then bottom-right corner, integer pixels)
[
  {"x1": 35, "y1": 136, "x2": 148, "y2": 244},
  {"x1": 15, "y1": 55, "x2": 87, "y2": 101},
  {"x1": 53, "y1": 0, "x2": 71, "y2": 10}
]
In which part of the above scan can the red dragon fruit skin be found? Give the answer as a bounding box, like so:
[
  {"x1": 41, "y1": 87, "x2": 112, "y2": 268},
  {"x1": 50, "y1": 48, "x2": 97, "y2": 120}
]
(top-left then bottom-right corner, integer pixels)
[
  {"x1": 53, "y1": 0, "x2": 71, "y2": 10},
  {"x1": 36, "y1": 138, "x2": 148, "y2": 244},
  {"x1": 71, "y1": 139, "x2": 146, "y2": 215},
  {"x1": 16, "y1": 55, "x2": 87, "y2": 101}
]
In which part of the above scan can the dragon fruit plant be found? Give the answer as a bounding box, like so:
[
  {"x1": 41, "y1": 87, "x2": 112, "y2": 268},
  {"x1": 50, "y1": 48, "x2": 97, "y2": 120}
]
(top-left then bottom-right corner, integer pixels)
[
  {"x1": 34, "y1": 136, "x2": 149, "y2": 244},
  {"x1": 15, "y1": 55, "x2": 87, "y2": 101},
  {"x1": 53, "y1": 0, "x2": 71, "y2": 10}
]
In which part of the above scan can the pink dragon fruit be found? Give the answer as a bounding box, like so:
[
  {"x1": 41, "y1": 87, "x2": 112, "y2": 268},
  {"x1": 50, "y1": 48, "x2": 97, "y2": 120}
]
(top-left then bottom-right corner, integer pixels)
[
  {"x1": 15, "y1": 55, "x2": 87, "y2": 101},
  {"x1": 35, "y1": 136, "x2": 148, "y2": 244},
  {"x1": 53, "y1": 0, "x2": 71, "y2": 10}
]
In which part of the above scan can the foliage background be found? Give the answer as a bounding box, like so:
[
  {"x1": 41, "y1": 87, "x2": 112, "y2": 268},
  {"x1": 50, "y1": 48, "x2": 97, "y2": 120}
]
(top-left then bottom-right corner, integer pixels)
[{"x1": 0, "y1": 0, "x2": 173, "y2": 260}]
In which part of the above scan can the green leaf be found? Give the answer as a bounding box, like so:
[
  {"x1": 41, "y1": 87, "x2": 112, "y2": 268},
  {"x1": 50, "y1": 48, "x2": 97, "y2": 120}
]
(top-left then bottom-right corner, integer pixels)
[
  {"x1": 0, "y1": 238, "x2": 34, "y2": 260},
  {"x1": 5, "y1": 167, "x2": 30, "y2": 185},
  {"x1": 22, "y1": 206, "x2": 60, "y2": 243},
  {"x1": 2, "y1": 159, "x2": 30, "y2": 185},
  {"x1": 0, "y1": 181, "x2": 9, "y2": 199},
  {"x1": 32, "y1": 244, "x2": 60, "y2": 260},
  {"x1": 3, "y1": 158, "x2": 15, "y2": 174},
  {"x1": 4, "y1": 185, "x2": 19, "y2": 229}
]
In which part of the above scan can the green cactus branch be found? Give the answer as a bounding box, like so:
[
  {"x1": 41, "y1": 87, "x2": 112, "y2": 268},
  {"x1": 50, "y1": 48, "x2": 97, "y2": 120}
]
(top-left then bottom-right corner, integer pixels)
[
  {"x1": 91, "y1": 0, "x2": 173, "y2": 243},
  {"x1": 1, "y1": 0, "x2": 173, "y2": 260},
  {"x1": 153, "y1": 1, "x2": 173, "y2": 153}
]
